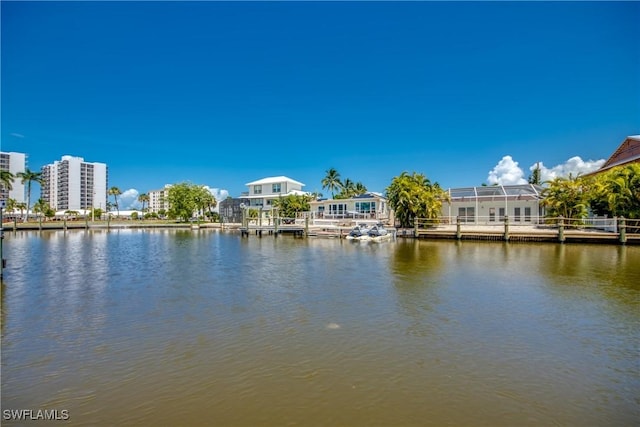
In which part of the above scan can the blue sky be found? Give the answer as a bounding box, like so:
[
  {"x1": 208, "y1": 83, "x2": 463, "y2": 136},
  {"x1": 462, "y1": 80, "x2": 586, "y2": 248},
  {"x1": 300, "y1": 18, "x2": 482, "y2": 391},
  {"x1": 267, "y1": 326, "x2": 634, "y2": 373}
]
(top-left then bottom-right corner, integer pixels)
[{"x1": 2, "y1": 1, "x2": 638, "y2": 207}]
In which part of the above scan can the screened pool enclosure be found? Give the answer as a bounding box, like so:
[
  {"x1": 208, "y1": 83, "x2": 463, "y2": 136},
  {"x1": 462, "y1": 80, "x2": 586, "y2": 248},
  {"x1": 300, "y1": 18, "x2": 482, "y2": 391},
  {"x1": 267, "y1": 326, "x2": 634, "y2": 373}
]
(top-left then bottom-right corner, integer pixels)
[{"x1": 442, "y1": 184, "x2": 545, "y2": 224}]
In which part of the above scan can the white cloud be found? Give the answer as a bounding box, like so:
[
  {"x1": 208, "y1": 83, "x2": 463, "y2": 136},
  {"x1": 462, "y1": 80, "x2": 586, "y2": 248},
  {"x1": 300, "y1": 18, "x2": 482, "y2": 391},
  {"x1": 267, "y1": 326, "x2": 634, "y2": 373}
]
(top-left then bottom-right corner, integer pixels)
[
  {"x1": 530, "y1": 157, "x2": 605, "y2": 182},
  {"x1": 487, "y1": 156, "x2": 527, "y2": 185},
  {"x1": 204, "y1": 186, "x2": 229, "y2": 212},
  {"x1": 118, "y1": 188, "x2": 141, "y2": 210},
  {"x1": 10, "y1": 133, "x2": 25, "y2": 138},
  {"x1": 488, "y1": 155, "x2": 607, "y2": 186}
]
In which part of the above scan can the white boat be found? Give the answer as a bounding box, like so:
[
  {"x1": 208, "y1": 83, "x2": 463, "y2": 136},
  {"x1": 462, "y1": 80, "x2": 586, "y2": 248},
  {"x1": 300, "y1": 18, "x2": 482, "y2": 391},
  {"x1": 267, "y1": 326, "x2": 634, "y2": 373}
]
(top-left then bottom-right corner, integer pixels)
[
  {"x1": 347, "y1": 223, "x2": 393, "y2": 242},
  {"x1": 367, "y1": 224, "x2": 392, "y2": 242},
  {"x1": 345, "y1": 223, "x2": 372, "y2": 240}
]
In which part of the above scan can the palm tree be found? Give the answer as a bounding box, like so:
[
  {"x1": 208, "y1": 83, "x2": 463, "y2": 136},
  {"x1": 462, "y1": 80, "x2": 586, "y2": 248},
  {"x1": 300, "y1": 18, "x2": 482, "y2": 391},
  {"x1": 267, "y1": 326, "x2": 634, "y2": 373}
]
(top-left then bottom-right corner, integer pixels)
[
  {"x1": 5, "y1": 198, "x2": 17, "y2": 221},
  {"x1": 1, "y1": 170, "x2": 14, "y2": 191},
  {"x1": 386, "y1": 172, "x2": 449, "y2": 228},
  {"x1": 138, "y1": 193, "x2": 150, "y2": 213},
  {"x1": 193, "y1": 186, "x2": 216, "y2": 221},
  {"x1": 33, "y1": 198, "x2": 50, "y2": 225},
  {"x1": 354, "y1": 182, "x2": 368, "y2": 196},
  {"x1": 16, "y1": 168, "x2": 43, "y2": 222},
  {"x1": 272, "y1": 194, "x2": 311, "y2": 219},
  {"x1": 590, "y1": 163, "x2": 640, "y2": 219},
  {"x1": 33, "y1": 198, "x2": 47, "y2": 216},
  {"x1": 202, "y1": 191, "x2": 217, "y2": 221},
  {"x1": 16, "y1": 202, "x2": 27, "y2": 219},
  {"x1": 321, "y1": 168, "x2": 343, "y2": 199},
  {"x1": 340, "y1": 178, "x2": 356, "y2": 198},
  {"x1": 541, "y1": 174, "x2": 589, "y2": 223},
  {"x1": 108, "y1": 187, "x2": 122, "y2": 216},
  {"x1": 5, "y1": 198, "x2": 17, "y2": 213}
]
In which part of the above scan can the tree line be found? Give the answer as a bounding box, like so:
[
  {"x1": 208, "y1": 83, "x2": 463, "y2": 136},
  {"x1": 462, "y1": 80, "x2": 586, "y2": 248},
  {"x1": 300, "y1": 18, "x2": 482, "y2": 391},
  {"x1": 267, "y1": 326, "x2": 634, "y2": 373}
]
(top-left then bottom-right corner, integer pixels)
[
  {"x1": 0, "y1": 170, "x2": 220, "y2": 223},
  {"x1": 2, "y1": 163, "x2": 638, "y2": 226},
  {"x1": 541, "y1": 163, "x2": 640, "y2": 221}
]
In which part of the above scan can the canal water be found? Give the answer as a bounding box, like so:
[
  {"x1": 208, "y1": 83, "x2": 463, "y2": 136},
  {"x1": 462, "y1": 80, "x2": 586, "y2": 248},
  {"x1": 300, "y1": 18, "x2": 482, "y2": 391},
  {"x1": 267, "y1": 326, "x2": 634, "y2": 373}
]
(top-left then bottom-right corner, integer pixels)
[{"x1": 1, "y1": 230, "x2": 638, "y2": 426}]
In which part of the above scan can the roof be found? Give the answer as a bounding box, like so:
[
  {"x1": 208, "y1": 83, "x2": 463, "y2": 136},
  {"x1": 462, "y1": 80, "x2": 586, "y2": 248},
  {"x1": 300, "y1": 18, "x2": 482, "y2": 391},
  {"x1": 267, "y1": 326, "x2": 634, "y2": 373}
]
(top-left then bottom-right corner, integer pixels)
[
  {"x1": 244, "y1": 176, "x2": 305, "y2": 186},
  {"x1": 309, "y1": 192, "x2": 388, "y2": 204},
  {"x1": 448, "y1": 184, "x2": 543, "y2": 200},
  {"x1": 598, "y1": 135, "x2": 640, "y2": 171},
  {"x1": 352, "y1": 192, "x2": 386, "y2": 199},
  {"x1": 244, "y1": 189, "x2": 310, "y2": 199},
  {"x1": 286, "y1": 189, "x2": 308, "y2": 196}
]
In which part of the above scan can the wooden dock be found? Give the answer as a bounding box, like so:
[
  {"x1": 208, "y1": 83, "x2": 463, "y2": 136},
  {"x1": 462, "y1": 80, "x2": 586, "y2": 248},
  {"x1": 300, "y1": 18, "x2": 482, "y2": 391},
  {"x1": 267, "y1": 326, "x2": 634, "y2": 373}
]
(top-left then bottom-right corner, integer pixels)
[
  {"x1": 240, "y1": 223, "x2": 398, "y2": 239},
  {"x1": 240, "y1": 224, "x2": 306, "y2": 237},
  {"x1": 410, "y1": 225, "x2": 638, "y2": 245}
]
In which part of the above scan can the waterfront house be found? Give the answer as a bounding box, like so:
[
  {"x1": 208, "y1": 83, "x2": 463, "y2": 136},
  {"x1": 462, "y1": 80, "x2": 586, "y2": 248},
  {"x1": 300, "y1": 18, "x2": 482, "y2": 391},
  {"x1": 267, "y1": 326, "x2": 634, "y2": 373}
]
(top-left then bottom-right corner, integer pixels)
[
  {"x1": 442, "y1": 184, "x2": 545, "y2": 224},
  {"x1": 308, "y1": 192, "x2": 390, "y2": 222},
  {"x1": 243, "y1": 176, "x2": 308, "y2": 210}
]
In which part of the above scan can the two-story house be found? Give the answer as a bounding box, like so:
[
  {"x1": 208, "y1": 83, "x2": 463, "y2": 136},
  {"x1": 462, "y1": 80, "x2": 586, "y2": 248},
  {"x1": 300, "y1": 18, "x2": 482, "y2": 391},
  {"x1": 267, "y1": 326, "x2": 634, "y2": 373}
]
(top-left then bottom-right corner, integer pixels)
[{"x1": 244, "y1": 176, "x2": 307, "y2": 209}]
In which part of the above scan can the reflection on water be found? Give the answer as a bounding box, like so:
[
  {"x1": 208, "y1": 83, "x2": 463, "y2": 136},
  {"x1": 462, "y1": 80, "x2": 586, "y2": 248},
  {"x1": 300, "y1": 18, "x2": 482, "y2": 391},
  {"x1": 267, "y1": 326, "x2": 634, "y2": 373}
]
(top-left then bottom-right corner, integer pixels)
[{"x1": 1, "y1": 230, "x2": 639, "y2": 426}]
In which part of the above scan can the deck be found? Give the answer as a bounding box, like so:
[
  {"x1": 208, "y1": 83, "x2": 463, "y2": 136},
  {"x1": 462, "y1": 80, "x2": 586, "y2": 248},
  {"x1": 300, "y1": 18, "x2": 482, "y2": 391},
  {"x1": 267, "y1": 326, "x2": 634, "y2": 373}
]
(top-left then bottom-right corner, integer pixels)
[
  {"x1": 409, "y1": 224, "x2": 638, "y2": 244},
  {"x1": 240, "y1": 224, "x2": 306, "y2": 237}
]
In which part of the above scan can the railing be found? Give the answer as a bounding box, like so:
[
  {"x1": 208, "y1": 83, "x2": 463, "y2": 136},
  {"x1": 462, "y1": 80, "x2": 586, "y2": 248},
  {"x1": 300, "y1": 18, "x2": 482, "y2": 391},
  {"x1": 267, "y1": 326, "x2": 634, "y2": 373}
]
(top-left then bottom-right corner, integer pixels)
[
  {"x1": 415, "y1": 216, "x2": 636, "y2": 232},
  {"x1": 303, "y1": 211, "x2": 389, "y2": 221},
  {"x1": 412, "y1": 215, "x2": 639, "y2": 243}
]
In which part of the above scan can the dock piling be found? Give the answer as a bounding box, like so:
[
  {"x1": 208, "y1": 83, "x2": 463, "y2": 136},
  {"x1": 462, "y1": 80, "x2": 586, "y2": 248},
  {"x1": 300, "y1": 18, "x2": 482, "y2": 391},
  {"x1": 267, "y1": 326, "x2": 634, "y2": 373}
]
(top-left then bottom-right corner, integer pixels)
[{"x1": 503, "y1": 216, "x2": 510, "y2": 241}]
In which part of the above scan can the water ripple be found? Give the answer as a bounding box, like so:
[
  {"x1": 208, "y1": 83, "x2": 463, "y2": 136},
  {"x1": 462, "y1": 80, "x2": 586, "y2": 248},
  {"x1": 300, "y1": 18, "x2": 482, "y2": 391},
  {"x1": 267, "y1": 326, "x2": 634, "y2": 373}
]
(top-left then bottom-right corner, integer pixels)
[{"x1": 1, "y1": 232, "x2": 638, "y2": 426}]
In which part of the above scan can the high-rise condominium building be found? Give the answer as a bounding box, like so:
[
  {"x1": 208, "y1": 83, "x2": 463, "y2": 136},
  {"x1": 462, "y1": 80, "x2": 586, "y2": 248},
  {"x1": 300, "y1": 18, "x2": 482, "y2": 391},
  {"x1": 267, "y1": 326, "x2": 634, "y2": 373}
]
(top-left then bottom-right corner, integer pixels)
[
  {"x1": 148, "y1": 185, "x2": 171, "y2": 213},
  {"x1": 41, "y1": 155, "x2": 108, "y2": 211},
  {"x1": 0, "y1": 151, "x2": 26, "y2": 203}
]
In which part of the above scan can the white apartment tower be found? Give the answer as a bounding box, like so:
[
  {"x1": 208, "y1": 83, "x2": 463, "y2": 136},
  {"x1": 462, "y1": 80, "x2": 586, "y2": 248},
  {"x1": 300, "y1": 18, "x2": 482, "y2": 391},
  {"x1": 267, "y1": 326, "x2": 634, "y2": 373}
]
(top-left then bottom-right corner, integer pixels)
[
  {"x1": 41, "y1": 155, "x2": 108, "y2": 211},
  {"x1": 0, "y1": 151, "x2": 26, "y2": 203},
  {"x1": 148, "y1": 185, "x2": 171, "y2": 213}
]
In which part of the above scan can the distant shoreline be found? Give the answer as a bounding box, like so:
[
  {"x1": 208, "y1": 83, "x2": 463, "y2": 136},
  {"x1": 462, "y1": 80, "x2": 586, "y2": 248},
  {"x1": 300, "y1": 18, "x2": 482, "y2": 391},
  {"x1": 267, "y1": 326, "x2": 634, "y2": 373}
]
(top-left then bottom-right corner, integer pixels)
[
  {"x1": 3, "y1": 220, "x2": 638, "y2": 246},
  {"x1": 1, "y1": 220, "x2": 233, "y2": 231}
]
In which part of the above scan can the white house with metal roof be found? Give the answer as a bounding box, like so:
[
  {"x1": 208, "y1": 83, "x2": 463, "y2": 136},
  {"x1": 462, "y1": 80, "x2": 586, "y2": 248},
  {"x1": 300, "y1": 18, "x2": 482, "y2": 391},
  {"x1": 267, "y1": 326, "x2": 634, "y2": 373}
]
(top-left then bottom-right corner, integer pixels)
[
  {"x1": 441, "y1": 184, "x2": 545, "y2": 224},
  {"x1": 308, "y1": 192, "x2": 390, "y2": 222},
  {"x1": 244, "y1": 176, "x2": 307, "y2": 209}
]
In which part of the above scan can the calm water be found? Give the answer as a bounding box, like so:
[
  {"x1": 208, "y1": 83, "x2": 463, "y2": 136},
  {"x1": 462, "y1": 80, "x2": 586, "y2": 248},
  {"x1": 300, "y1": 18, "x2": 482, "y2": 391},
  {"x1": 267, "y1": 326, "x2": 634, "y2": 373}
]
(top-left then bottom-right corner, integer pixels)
[{"x1": 1, "y1": 229, "x2": 638, "y2": 426}]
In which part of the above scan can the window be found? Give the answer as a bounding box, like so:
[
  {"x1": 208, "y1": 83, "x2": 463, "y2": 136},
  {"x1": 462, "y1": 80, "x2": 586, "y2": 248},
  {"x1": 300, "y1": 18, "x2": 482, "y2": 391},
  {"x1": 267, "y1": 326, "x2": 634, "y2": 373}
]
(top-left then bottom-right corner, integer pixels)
[
  {"x1": 272, "y1": 183, "x2": 281, "y2": 193},
  {"x1": 355, "y1": 202, "x2": 377, "y2": 214},
  {"x1": 329, "y1": 203, "x2": 346, "y2": 215},
  {"x1": 489, "y1": 207, "x2": 496, "y2": 222},
  {"x1": 356, "y1": 202, "x2": 370, "y2": 213},
  {"x1": 253, "y1": 185, "x2": 262, "y2": 195},
  {"x1": 499, "y1": 207, "x2": 505, "y2": 221},
  {"x1": 458, "y1": 207, "x2": 475, "y2": 223},
  {"x1": 514, "y1": 207, "x2": 521, "y2": 222},
  {"x1": 524, "y1": 207, "x2": 531, "y2": 222}
]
